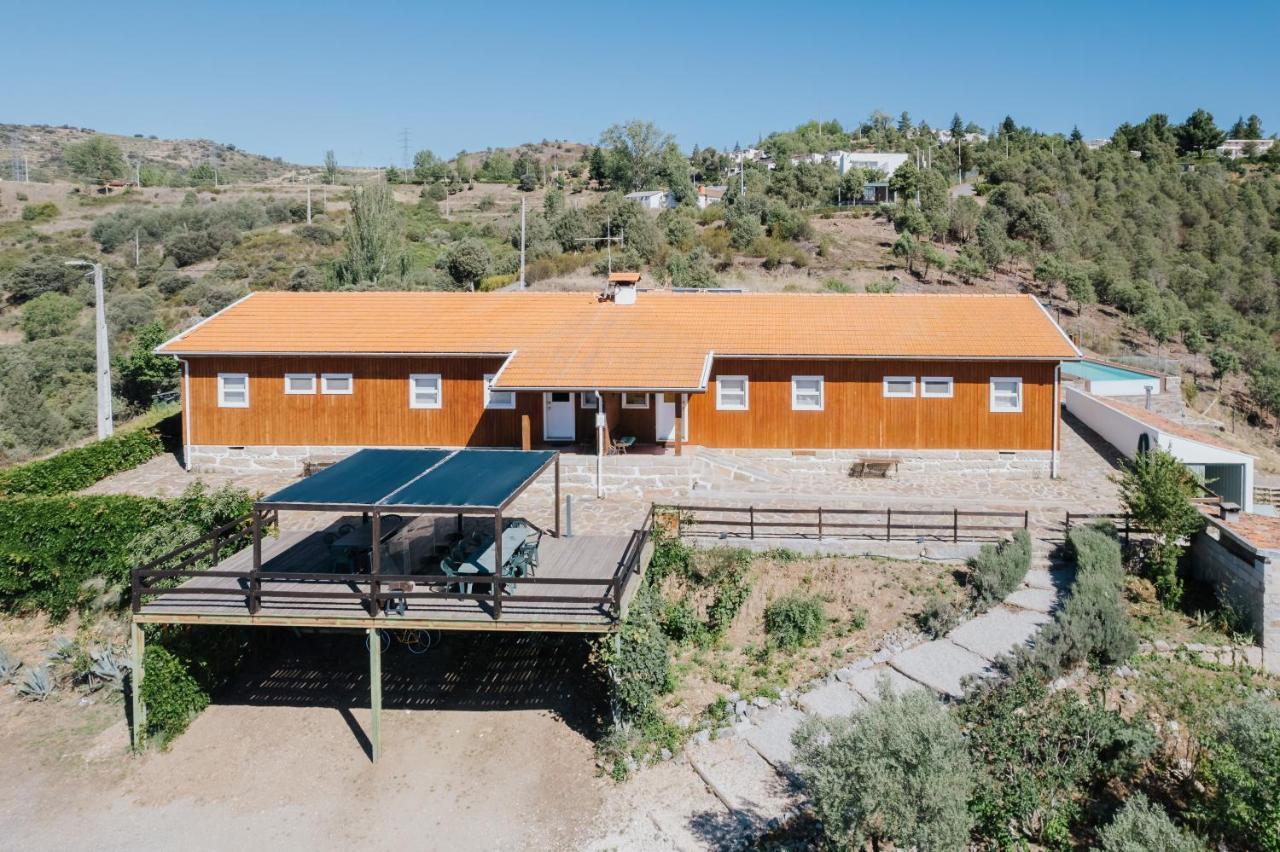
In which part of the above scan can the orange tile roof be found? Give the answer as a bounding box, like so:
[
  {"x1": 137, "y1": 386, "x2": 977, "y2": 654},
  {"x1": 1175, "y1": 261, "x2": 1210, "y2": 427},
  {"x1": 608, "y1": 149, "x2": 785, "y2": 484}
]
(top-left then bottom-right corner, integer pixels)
[
  {"x1": 158, "y1": 291, "x2": 1079, "y2": 390},
  {"x1": 1210, "y1": 511, "x2": 1280, "y2": 552},
  {"x1": 1089, "y1": 395, "x2": 1251, "y2": 456}
]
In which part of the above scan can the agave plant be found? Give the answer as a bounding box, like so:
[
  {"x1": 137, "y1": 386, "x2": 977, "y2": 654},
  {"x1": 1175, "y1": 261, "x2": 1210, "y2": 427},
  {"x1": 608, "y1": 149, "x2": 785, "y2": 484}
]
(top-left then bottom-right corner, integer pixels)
[
  {"x1": 86, "y1": 648, "x2": 128, "y2": 691},
  {"x1": 0, "y1": 647, "x2": 20, "y2": 683},
  {"x1": 17, "y1": 665, "x2": 54, "y2": 701},
  {"x1": 46, "y1": 636, "x2": 75, "y2": 662}
]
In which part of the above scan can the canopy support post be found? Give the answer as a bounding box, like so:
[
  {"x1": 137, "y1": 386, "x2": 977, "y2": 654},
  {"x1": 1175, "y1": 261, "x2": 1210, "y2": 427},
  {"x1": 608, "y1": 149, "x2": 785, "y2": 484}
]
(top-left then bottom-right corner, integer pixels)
[
  {"x1": 368, "y1": 627, "x2": 382, "y2": 762},
  {"x1": 554, "y1": 455, "x2": 561, "y2": 538},
  {"x1": 249, "y1": 507, "x2": 262, "y2": 614},
  {"x1": 493, "y1": 511, "x2": 504, "y2": 619},
  {"x1": 370, "y1": 511, "x2": 382, "y2": 616},
  {"x1": 674, "y1": 394, "x2": 684, "y2": 458},
  {"x1": 595, "y1": 391, "x2": 604, "y2": 499}
]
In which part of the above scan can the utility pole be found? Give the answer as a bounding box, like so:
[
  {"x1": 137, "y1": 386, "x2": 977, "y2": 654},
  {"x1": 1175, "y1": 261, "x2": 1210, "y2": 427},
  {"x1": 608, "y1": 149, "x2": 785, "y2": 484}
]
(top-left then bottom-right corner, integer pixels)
[
  {"x1": 67, "y1": 261, "x2": 112, "y2": 439},
  {"x1": 519, "y1": 196, "x2": 527, "y2": 287},
  {"x1": 134, "y1": 229, "x2": 140, "y2": 267},
  {"x1": 306, "y1": 178, "x2": 313, "y2": 224}
]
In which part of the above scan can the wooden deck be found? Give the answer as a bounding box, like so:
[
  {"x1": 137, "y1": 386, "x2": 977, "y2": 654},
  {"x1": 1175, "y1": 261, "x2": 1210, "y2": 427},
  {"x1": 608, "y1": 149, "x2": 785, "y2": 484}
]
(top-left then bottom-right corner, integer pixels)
[{"x1": 136, "y1": 522, "x2": 647, "y2": 633}]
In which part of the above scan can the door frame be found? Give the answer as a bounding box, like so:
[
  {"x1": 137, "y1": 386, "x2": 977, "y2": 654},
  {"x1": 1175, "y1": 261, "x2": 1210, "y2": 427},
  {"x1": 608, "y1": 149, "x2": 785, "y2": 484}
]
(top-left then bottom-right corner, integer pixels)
[
  {"x1": 542, "y1": 391, "x2": 576, "y2": 442},
  {"x1": 654, "y1": 393, "x2": 689, "y2": 443}
]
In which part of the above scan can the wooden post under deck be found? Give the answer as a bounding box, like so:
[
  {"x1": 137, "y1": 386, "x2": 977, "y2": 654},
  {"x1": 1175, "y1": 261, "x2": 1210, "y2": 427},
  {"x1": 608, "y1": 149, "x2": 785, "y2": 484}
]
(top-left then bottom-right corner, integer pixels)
[
  {"x1": 368, "y1": 627, "x2": 381, "y2": 762},
  {"x1": 249, "y1": 508, "x2": 262, "y2": 614},
  {"x1": 130, "y1": 621, "x2": 146, "y2": 751},
  {"x1": 554, "y1": 455, "x2": 561, "y2": 537},
  {"x1": 674, "y1": 394, "x2": 684, "y2": 457}
]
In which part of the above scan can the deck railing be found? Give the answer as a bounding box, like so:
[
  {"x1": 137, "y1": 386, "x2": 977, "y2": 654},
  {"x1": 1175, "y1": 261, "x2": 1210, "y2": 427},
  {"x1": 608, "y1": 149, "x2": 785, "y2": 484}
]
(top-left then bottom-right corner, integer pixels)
[
  {"x1": 660, "y1": 504, "x2": 1028, "y2": 543},
  {"x1": 131, "y1": 509, "x2": 656, "y2": 622}
]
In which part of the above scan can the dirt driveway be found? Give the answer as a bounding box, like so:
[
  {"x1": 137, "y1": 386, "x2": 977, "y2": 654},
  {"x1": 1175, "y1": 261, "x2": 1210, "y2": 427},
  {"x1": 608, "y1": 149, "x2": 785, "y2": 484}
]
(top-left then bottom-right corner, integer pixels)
[{"x1": 0, "y1": 631, "x2": 610, "y2": 851}]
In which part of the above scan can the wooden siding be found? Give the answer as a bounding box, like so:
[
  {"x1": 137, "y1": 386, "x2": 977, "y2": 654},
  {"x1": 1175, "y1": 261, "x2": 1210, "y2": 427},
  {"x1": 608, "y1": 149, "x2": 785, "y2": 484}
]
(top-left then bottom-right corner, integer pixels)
[
  {"x1": 186, "y1": 356, "x2": 536, "y2": 447},
  {"x1": 687, "y1": 359, "x2": 1057, "y2": 450},
  {"x1": 184, "y1": 356, "x2": 1057, "y2": 451}
]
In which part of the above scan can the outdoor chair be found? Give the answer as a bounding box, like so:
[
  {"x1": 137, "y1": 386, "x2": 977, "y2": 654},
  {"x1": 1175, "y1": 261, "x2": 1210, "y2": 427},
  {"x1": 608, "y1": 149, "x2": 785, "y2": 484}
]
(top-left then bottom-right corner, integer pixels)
[{"x1": 609, "y1": 435, "x2": 636, "y2": 455}]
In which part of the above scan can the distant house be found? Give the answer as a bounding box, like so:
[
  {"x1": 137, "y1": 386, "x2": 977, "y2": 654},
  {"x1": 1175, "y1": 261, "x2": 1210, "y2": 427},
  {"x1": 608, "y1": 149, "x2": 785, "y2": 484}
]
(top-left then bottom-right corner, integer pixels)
[
  {"x1": 1084, "y1": 139, "x2": 1110, "y2": 151},
  {"x1": 936, "y1": 131, "x2": 988, "y2": 145},
  {"x1": 696, "y1": 185, "x2": 727, "y2": 209},
  {"x1": 1217, "y1": 139, "x2": 1275, "y2": 160},
  {"x1": 835, "y1": 151, "x2": 910, "y2": 178},
  {"x1": 624, "y1": 190, "x2": 676, "y2": 210}
]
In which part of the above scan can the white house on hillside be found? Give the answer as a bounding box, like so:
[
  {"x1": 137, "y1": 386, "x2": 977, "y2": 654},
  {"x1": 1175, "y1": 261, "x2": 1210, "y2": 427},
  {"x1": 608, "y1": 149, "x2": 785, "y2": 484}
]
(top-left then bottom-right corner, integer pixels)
[
  {"x1": 836, "y1": 151, "x2": 909, "y2": 178},
  {"x1": 624, "y1": 190, "x2": 676, "y2": 210},
  {"x1": 1217, "y1": 139, "x2": 1275, "y2": 159}
]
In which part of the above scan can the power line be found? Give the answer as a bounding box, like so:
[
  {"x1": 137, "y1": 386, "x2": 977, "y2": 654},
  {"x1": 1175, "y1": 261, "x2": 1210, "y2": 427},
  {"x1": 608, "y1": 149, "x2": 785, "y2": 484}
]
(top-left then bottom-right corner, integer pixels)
[{"x1": 400, "y1": 128, "x2": 410, "y2": 172}]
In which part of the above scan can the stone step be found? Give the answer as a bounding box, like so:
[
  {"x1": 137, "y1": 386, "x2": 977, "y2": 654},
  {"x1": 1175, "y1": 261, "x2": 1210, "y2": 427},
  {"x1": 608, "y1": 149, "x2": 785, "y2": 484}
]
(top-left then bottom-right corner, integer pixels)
[
  {"x1": 841, "y1": 665, "x2": 929, "y2": 702},
  {"x1": 743, "y1": 707, "x2": 808, "y2": 770},
  {"x1": 687, "y1": 737, "x2": 800, "y2": 835},
  {"x1": 889, "y1": 639, "x2": 996, "y2": 698},
  {"x1": 947, "y1": 606, "x2": 1052, "y2": 661},
  {"x1": 797, "y1": 681, "x2": 865, "y2": 718}
]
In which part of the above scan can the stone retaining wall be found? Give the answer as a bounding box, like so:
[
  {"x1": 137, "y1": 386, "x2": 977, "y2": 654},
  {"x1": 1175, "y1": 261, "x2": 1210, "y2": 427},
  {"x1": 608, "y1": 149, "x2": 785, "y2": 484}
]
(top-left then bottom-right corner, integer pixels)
[{"x1": 1190, "y1": 521, "x2": 1278, "y2": 674}]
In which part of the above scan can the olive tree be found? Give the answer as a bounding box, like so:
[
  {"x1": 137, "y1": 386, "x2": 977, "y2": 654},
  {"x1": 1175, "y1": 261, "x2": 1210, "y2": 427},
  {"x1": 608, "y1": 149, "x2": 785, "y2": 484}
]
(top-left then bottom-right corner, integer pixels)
[{"x1": 64, "y1": 135, "x2": 126, "y2": 182}]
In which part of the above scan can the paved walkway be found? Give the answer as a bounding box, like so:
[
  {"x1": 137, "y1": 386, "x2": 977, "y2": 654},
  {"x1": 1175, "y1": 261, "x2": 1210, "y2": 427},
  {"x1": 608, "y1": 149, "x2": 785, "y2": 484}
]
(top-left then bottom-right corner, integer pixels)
[{"x1": 586, "y1": 545, "x2": 1075, "y2": 850}]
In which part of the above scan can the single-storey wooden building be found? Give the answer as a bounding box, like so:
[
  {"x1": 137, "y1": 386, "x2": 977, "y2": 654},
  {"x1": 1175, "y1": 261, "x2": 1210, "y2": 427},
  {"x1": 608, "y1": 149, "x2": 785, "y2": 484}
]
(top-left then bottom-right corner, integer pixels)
[{"x1": 157, "y1": 288, "x2": 1079, "y2": 476}]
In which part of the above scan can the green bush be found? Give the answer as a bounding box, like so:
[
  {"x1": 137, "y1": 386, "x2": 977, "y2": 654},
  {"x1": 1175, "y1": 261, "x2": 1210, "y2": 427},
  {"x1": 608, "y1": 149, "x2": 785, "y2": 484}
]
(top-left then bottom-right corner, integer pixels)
[
  {"x1": 0, "y1": 481, "x2": 251, "y2": 618},
  {"x1": 1035, "y1": 524, "x2": 1135, "y2": 675},
  {"x1": 764, "y1": 592, "x2": 826, "y2": 649},
  {"x1": 793, "y1": 684, "x2": 975, "y2": 851},
  {"x1": 141, "y1": 643, "x2": 209, "y2": 745},
  {"x1": 915, "y1": 594, "x2": 964, "y2": 639},
  {"x1": 594, "y1": 583, "x2": 672, "y2": 723},
  {"x1": 969, "y1": 529, "x2": 1032, "y2": 609},
  {"x1": 1098, "y1": 793, "x2": 1202, "y2": 852},
  {"x1": 21, "y1": 202, "x2": 59, "y2": 222},
  {"x1": 0, "y1": 408, "x2": 176, "y2": 496},
  {"x1": 961, "y1": 671, "x2": 1156, "y2": 847},
  {"x1": 1194, "y1": 695, "x2": 1280, "y2": 851},
  {"x1": 20, "y1": 292, "x2": 81, "y2": 341}
]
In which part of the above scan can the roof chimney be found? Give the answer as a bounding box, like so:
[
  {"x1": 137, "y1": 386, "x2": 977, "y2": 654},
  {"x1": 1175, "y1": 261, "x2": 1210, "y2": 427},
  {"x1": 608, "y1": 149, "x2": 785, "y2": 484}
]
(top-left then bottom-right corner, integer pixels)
[{"x1": 607, "y1": 272, "x2": 641, "y2": 305}]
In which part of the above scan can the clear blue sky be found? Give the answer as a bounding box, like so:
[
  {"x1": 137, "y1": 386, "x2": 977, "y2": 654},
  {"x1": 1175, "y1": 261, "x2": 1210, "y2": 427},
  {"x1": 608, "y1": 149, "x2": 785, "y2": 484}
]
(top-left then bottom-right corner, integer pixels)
[{"x1": 5, "y1": 0, "x2": 1277, "y2": 166}]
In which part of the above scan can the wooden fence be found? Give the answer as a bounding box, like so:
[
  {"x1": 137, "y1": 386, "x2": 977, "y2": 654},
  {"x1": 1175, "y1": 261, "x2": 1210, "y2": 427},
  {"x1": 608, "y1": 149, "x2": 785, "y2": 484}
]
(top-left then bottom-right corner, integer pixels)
[
  {"x1": 131, "y1": 507, "x2": 654, "y2": 622},
  {"x1": 660, "y1": 504, "x2": 1028, "y2": 543},
  {"x1": 1255, "y1": 486, "x2": 1280, "y2": 509}
]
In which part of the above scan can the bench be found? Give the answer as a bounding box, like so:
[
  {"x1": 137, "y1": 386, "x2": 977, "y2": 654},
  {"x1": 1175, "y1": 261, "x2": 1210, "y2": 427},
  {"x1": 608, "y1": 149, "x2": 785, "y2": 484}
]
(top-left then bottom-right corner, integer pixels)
[{"x1": 850, "y1": 457, "x2": 902, "y2": 478}]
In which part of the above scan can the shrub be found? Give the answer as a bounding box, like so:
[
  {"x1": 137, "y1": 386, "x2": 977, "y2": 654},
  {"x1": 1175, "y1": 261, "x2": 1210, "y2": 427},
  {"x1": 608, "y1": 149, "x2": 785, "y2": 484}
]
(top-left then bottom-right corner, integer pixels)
[
  {"x1": 764, "y1": 593, "x2": 826, "y2": 649},
  {"x1": 4, "y1": 255, "x2": 81, "y2": 303},
  {"x1": 295, "y1": 224, "x2": 337, "y2": 245},
  {"x1": 793, "y1": 684, "x2": 975, "y2": 851},
  {"x1": 915, "y1": 594, "x2": 964, "y2": 639},
  {"x1": 1193, "y1": 695, "x2": 1280, "y2": 851},
  {"x1": 0, "y1": 481, "x2": 250, "y2": 618},
  {"x1": 20, "y1": 292, "x2": 81, "y2": 341},
  {"x1": 21, "y1": 202, "x2": 59, "y2": 222},
  {"x1": 593, "y1": 582, "x2": 672, "y2": 722},
  {"x1": 141, "y1": 643, "x2": 209, "y2": 745},
  {"x1": 969, "y1": 529, "x2": 1032, "y2": 609},
  {"x1": 1012, "y1": 524, "x2": 1135, "y2": 676},
  {"x1": 0, "y1": 408, "x2": 175, "y2": 496},
  {"x1": 1097, "y1": 793, "x2": 1201, "y2": 852},
  {"x1": 961, "y1": 672, "x2": 1156, "y2": 847}
]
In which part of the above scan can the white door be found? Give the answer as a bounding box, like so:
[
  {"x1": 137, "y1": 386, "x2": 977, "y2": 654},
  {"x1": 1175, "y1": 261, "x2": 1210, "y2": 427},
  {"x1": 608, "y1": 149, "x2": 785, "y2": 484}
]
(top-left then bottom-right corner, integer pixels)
[
  {"x1": 543, "y1": 392, "x2": 575, "y2": 441},
  {"x1": 655, "y1": 394, "x2": 688, "y2": 442}
]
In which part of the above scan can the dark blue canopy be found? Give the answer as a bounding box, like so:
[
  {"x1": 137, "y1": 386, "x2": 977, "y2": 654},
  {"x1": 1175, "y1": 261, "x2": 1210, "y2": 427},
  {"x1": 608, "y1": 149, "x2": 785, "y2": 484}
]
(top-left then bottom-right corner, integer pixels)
[{"x1": 260, "y1": 448, "x2": 556, "y2": 510}]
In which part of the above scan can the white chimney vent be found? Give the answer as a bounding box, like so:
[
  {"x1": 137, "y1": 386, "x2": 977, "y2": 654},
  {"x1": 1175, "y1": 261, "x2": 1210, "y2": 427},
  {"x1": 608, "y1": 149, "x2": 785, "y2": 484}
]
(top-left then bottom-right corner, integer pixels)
[{"x1": 607, "y1": 272, "x2": 641, "y2": 305}]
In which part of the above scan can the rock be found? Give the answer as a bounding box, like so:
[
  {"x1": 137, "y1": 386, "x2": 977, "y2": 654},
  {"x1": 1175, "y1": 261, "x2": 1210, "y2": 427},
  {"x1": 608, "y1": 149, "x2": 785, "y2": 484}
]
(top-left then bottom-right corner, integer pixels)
[
  {"x1": 726, "y1": 691, "x2": 741, "y2": 703},
  {"x1": 715, "y1": 726, "x2": 736, "y2": 740},
  {"x1": 798, "y1": 682, "x2": 865, "y2": 718},
  {"x1": 691, "y1": 730, "x2": 711, "y2": 746},
  {"x1": 676, "y1": 715, "x2": 692, "y2": 730},
  {"x1": 1154, "y1": 639, "x2": 1172, "y2": 652},
  {"x1": 659, "y1": 748, "x2": 672, "y2": 761},
  {"x1": 753, "y1": 696, "x2": 771, "y2": 708},
  {"x1": 734, "y1": 699, "x2": 748, "y2": 716}
]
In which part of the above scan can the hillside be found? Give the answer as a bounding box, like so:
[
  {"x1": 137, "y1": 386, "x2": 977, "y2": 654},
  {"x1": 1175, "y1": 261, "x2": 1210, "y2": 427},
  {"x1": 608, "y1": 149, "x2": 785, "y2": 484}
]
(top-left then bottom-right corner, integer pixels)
[{"x1": 1, "y1": 123, "x2": 306, "y2": 184}]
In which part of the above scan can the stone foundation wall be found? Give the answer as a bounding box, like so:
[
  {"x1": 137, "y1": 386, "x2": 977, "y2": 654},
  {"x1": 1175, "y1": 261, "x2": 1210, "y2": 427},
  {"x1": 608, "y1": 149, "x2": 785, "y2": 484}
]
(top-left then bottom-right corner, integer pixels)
[
  {"x1": 703, "y1": 448, "x2": 1054, "y2": 479},
  {"x1": 1190, "y1": 523, "x2": 1278, "y2": 674},
  {"x1": 188, "y1": 445, "x2": 379, "y2": 474}
]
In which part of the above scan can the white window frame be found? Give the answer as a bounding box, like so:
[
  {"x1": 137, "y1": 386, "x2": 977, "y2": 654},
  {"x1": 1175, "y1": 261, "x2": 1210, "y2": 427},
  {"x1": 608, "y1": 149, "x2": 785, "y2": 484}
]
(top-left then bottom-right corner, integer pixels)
[
  {"x1": 321, "y1": 373, "x2": 354, "y2": 395},
  {"x1": 284, "y1": 373, "x2": 316, "y2": 395},
  {"x1": 484, "y1": 373, "x2": 516, "y2": 410},
  {"x1": 989, "y1": 377, "x2": 1023, "y2": 413},
  {"x1": 580, "y1": 391, "x2": 600, "y2": 410},
  {"x1": 217, "y1": 373, "x2": 249, "y2": 408},
  {"x1": 882, "y1": 376, "x2": 916, "y2": 398},
  {"x1": 408, "y1": 373, "x2": 442, "y2": 410},
  {"x1": 622, "y1": 392, "x2": 650, "y2": 409},
  {"x1": 920, "y1": 376, "x2": 954, "y2": 399},
  {"x1": 791, "y1": 375, "x2": 824, "y2": 411},
  {"x1": 716, "y1": 375, "x2": 749, "y2": 411}
]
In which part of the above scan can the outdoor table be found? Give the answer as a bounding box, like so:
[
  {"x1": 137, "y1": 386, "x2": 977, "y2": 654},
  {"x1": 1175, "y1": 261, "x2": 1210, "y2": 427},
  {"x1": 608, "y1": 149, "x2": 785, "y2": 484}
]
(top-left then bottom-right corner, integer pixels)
[
  {"x1": 456, "y1": 523, "x2": 532, "y2": 583},
  {"x1": 331, "y1": 516, "x2": 409, "y2": 570}
]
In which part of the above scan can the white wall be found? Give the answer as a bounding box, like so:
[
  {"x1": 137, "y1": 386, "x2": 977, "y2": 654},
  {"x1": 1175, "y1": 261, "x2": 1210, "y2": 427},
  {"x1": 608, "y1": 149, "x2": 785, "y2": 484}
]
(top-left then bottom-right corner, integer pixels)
[
  {"x1": 1065, "y1": 386, "x2": 1255, "y2": 511},
  {"x1": 1086, "y1": 376, "x2": 1160, "y2": 397}
]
